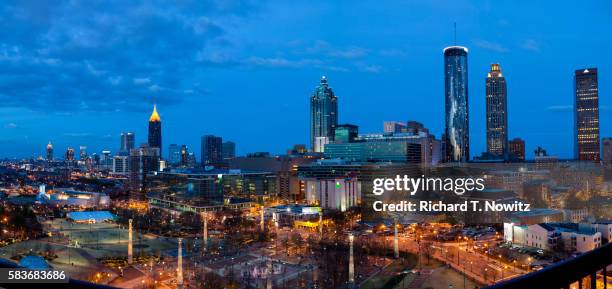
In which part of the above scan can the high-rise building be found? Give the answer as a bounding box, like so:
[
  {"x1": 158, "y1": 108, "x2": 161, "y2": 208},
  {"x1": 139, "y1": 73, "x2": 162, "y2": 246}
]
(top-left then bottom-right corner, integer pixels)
[
  {"x1": 201, "y1": 135, "x2": 222, "y2": 165},
  {"x1": 129, "y1": 145, "x2": 160, "y2": 196},
  {"x1": 222, "y1": 141, "x2": 236, "y2": 160},
  {"x1": 100, "y1": 150, "x2": 112, "y2": 170},
  {"x1": 180, "y1": 145, "x2": 189, "y2": 166},
  {"x1": 120, "y1": 132, "x2": 135, "y2": 155},
  {"x1": 79, "y1": 146, "x2": 87, "y2": 160},
  {"x1": 46, "y1": 142, "x2": 53, "y2": 161},
  {"x1": 112, "y1": 155, "x2": 129, "y2": 175},
  {"x1": 310, "y1": 76, "x2": 338, "y2": 152},
  {"x1": 148, "y1": 104, "x2": 162, "y2": 155},
  {"x1": 574, "y1": 68, "x2": 600, "y2": 162},
  {"x1": 603, "y1": 138, "x2": 612, "y2": 165},
  {"x1": 444, "y1": 46, "x2": 469, "y2": 162},
  {"x1": 65, "y1": 147, "x2": 75, "y2": 161},
  {"x1": 168, "y1": 144, "x2": 181, "y2": 165},
  {"x1": 334, "y1": 124, "x2": 358, "y2": 143},
  {"x1": 509, "y1": 138, "x2": 525, "y2": 161},
  {"x1": 486, "y1": 63, "x2": 508, "y2": 158}
]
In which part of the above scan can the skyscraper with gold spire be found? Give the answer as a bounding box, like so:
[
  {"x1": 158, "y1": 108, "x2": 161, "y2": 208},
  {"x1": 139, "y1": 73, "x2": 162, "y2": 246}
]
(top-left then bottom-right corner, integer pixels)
[{"x1": 148, "y1": 104, "x2": 162, "y2": 155}]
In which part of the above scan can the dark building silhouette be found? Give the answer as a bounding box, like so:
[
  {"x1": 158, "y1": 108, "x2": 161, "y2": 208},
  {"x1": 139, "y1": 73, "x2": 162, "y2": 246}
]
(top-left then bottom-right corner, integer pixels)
[
  {"x1": 147, "y1": 105, "x2": 162, "y2": 155},
  {"x1": 222, "y1": 141, "x2": 236, "y2": 159},
  {"x1": 129, "y1": 145, "x2": 160, "y2": 198},
  {"x1": 201, "y1": 135, "x2": 222, "y2": 165},
  {"x1": 310, "y1": 76, "x2": 338, "y2": 152},
  {"x1": 444, "y1": 46, "x2": 469, "y2": 162},
  {"x1": 120, "y1": 132, "x2": 135, "y2": 155},
  {"x1": 486, "y1": 63, "x2": 508, "y2": 158},
  {"x1": 574, "y1": 68, "x2": 600, "y2": 162}
]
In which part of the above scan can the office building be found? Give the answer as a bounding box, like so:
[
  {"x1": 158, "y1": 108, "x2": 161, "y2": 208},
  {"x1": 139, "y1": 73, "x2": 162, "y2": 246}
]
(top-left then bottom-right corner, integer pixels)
[
  {"x1": 100, "y1": 150, "x2": 112, "y2": 170},
  {"x1": 65, "y1": 147, "x2": 75, "y2": 161},
  {"x1": 112, "y1": 155, "x2": 129, "y2": 175},
  {"x1": 129, "y1": 145, "x2": 160, "y2": 197},
  {"x1": 486, "y1": 63, "x2": 508, "y2": 158},
  {"x1": 168, "y1": 144, "x2": 181, "y2": 165},
  {"x1": 79, "y1": 146, "x2": 87, "y2": 160},
  {"x1": 310, "y1": 76, "x2": 338, "y2": 152},
  {"x1": 383, "y1": 121, "x2": 407, "y2": 133},
  {"x1": 444, "y1": 46, "x2": 469, "y2": 162},
  {"x1": 201, "y1": 135, "x2": 222, "y2": 165},
  {"x1": 574, "y1": 68, "x2": 600, "y2": 162},
  {"x1": 334, "y1": 124, "x2": 358, "y2": 143},
  {"x1": 509, "y1": 138, "x2": 526, "y2": 161},
  {"x1": 148, "y1": 104, "x2": 162, "y2": 154},
  {"x1": 222, "y1": 141, "x2": 236, "y2": 159},
  {"x1": 46, "y1": 142, "x2": 53, "y2": 161},
  {"x1": 120, "y1": 132, "x2": 135, "y2": 155}
]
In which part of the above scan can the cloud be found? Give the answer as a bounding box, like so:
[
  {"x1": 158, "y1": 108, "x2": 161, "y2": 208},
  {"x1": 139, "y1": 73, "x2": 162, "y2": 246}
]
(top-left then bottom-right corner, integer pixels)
[
  {"x1": 546, "y1": 105, "x2": 572, "y2": 111},
  {"x1": 474, "y1": 39, "x2": 508, "y2": 53},
  {"x1": 0, "y1": 0, "x2": 252, "y2": 113},
  {"x1": 304, "y1": 40, "x2": 369, "y2": 59},
  {"x1": 521, "y1": 39, "x2": 540, "y2": 52},
  {"x1": 4, "y1": 123, "x2": 17, "y2": 129}
]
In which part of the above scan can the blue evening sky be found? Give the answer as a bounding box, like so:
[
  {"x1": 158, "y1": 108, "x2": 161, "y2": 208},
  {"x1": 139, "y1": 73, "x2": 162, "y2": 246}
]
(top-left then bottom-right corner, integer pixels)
[{"x1": 0, "y1": 0, "x2": 610, "y2": 159}]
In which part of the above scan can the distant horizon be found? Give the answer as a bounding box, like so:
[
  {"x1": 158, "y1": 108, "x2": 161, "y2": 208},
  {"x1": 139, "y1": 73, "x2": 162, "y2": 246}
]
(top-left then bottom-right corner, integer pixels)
[{"x1": 0, "y1": 1, "x2": 610, "y2": 159}]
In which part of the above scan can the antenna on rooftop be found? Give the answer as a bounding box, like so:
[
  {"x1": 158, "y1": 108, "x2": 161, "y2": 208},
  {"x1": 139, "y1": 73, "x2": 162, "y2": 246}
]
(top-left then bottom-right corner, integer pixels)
[{"x1": 454, "y1": 22, "x2": 457, "y2": 45}]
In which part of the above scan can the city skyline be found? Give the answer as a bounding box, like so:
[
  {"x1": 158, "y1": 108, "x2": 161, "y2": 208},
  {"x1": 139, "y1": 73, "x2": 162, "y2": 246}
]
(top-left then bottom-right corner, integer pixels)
[{"x1": 0, "y1": 1, "x2": 611, "y2": 159}]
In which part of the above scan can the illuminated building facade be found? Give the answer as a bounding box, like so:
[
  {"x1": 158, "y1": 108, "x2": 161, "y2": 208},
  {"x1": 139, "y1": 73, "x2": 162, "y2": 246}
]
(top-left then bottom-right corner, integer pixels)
[
  {"x1": 310, "y1": 76, "x2": 338, "y2": 152},
  {"x1": 486, "y1": 63, "x2": 508, "y2": 158},
  {"x1": 148, "y1": 104, "x2": 162, "y2": 154},
  {"x1": 46, "y1": 142, "x2": 53, "y2": 161},
  {"x1": 574, "y1": 68, "x2": 600, "y2": 161},
  {"x1": 444, "y1": 46, "x2": 469, "y2": 162}
]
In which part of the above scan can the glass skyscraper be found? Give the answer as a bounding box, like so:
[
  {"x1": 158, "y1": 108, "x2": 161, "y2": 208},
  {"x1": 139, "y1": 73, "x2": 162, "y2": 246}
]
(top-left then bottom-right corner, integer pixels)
[
  {"x1": 574, "y1": 68, "x2": 600, "y2": 162},
  {"x1": 486, "y1": 63, "x2": 508, "y2": 158},
  {"x1": 310, "y1": 76, "x2": 338, "y2": 152},
  {"x1": 444, "y1": 46, "x2": 469, "y2": 162}
]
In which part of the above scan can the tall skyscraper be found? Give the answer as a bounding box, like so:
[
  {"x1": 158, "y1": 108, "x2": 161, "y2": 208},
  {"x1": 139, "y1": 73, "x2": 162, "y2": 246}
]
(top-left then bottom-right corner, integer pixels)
[
  {"x1": 148, "y1": 104, "x2": 162, "y2": 156},
  {"x1": 509, "y1": 138, "x2": 525, "y2": 161},
  {"x1": 574, "y1": 68, "x2": 600, "y2": 162},
  {"x1": 485, "y1": 63, "x2": 508, "y2": 158},
  {"x1": 129, "y1": 145, "x2": 160, "y2": 196},
  {"x1": 46, "y1": 142, "x2": 53, "y2": 161},
  {"x1": 310, "y1": 76, "x2": 338, "y2": 152},
  {"x1": 120, "y1": 132, "x2": 135, "y2": 155},
  {"x1": 222, "y1": 141, "x2": 236, "y2": 160},
  {"x1": 444, "y1": 46, "x2": 469, "y2": 162},
  {"x1": 180, "y1": 145, "x2": 189, "y2": 166},
  {"x1": 201, "y1": 135, "x2": 222, "y2": 165},
  {"x1": 65, "y1": 147, "x2": 75, "y2": 161},
  {"x1": 79, "y1": 146, "x2": 87, "y2": 160}
]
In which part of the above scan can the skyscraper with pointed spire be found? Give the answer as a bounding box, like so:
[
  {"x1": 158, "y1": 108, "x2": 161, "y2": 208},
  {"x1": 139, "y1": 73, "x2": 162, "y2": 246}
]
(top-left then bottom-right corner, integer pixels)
[
  {"x1": 148, "y1": 104, "x2": 162, "y2": 155},
  {"x1": 310, "y1": 76, "x2": 338, "y2": 152}
]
